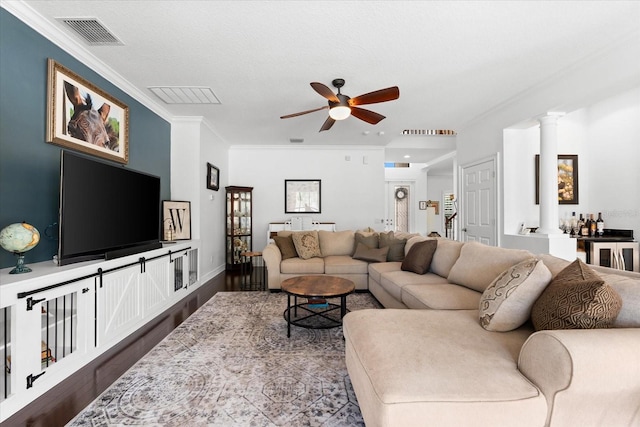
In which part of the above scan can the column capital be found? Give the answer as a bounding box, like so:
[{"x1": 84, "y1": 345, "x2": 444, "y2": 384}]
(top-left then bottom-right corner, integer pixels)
[{"x1": 537, "y1": 112, "x2": 565, "y2": 125}]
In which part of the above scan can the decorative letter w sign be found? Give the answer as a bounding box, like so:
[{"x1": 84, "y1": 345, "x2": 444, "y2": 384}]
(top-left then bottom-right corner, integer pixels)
[{"x1": 162, "y1": 201, "x2": 191, "y2": 240}]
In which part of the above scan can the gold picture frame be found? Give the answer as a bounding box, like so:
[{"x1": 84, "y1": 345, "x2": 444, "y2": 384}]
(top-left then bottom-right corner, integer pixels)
[{"x1": 46, "y1": 58, "x2": 129, "y2": 164}]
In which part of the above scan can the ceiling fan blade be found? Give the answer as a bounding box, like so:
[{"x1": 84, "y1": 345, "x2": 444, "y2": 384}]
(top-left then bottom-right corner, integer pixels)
[
  {"x1": 350, "y1": 107, "x2": 386, "y2": 125},
  {"x1": 310, "y1": 82, "x2": 339, "y2": 102},
  {"x1": 349, "y1": 86, "x2": 400, "y2": 106},
  {"x1": 280, "y1": 105, "x2": 328, "y2": 119},
  {"x1": 319, "y1": 116, "x2": 336, "y2": 132}
]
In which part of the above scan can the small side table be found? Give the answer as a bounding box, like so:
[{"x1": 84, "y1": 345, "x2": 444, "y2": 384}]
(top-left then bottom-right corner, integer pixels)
[{"x1": 240, "y1": 251, "x2": 266, "y2": 290}]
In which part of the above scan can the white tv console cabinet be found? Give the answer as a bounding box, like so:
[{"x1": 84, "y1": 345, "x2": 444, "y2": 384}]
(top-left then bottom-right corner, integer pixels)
[{"x1": 0, "y1": 241, "x2": 199, "y2": 422}]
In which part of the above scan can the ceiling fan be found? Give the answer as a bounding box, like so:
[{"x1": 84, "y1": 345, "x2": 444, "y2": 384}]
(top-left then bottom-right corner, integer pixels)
[{"x1": 280, "y1": 79, "x2": 400, "y2": 132}]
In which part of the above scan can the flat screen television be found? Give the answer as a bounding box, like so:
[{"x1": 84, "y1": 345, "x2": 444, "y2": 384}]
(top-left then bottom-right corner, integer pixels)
[{"x1": 58, "y1": 150, "x2": 162, "y2": 266}]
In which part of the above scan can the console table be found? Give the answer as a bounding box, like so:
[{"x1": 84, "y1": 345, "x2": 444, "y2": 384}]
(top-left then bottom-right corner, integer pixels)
[{"x1": 268, "y1": 222, "x2": 336, "y2": 240}]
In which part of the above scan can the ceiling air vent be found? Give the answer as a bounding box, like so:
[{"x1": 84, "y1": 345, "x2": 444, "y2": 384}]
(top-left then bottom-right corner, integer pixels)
[
  {"x1": 148, "y1": 86, "x2": 221, "y2": 104},
  {"x1": 58, "y1": 18, "x2": 123, "y2": 45}
]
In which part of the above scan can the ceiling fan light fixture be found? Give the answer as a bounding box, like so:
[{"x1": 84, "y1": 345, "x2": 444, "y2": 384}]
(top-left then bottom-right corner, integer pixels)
[{"x1": 329, "y1": 105, "x2": 351, "y2": 120}]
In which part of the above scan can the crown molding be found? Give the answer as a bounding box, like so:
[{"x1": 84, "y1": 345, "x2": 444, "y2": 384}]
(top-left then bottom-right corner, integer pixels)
[{"x1": 2, "y1": 1, "x2": 173, "y2": 122}]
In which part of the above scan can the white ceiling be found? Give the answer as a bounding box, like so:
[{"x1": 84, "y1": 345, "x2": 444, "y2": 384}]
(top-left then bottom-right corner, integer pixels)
[{"x1": 6, "y1": 1, "x2": 640, "y2": 172}]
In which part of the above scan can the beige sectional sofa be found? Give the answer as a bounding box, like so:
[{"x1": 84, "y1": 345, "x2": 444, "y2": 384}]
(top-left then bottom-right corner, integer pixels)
[
  {"x1": 263, "y1": 229, "x2": 417, "y2": 291},
  {"x1": 264, "y1": 230, "x2": 640, "y2": 426}
]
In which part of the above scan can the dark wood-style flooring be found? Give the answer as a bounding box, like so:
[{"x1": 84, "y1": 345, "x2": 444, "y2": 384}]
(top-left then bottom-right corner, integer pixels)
[{"x1": 3, "y1": 268, "x2": 253, "y2": 427}]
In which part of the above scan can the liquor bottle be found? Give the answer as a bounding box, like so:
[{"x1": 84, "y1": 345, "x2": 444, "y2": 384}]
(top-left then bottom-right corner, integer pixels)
[
  {"x1": 596, "y1": 212, "x2": 605, "y2": 237},
  {"x1": 580, "y1": 214, "x2": 589, "y2": 236},
  {"x1": 589, "y1": 214, "x2": 597, "y2": 237}
]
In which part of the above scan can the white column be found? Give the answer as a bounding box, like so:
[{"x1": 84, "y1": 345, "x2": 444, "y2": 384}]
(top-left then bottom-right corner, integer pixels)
[{"x1": 537, "y1": 114, "x2": 563, "y2": 235}]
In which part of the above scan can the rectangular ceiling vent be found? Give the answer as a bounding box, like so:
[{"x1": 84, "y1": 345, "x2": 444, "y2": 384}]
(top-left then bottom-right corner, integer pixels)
[
  {"x1": 148, "y1": 86, "x2": 221, "y2": 104},
  {"x1": 58, "y1": 18, "x2": 123, "y2": 46}
]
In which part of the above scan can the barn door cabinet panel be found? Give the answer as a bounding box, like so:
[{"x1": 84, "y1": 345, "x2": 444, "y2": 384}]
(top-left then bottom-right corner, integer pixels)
[{"x1": 226, "y1": 186, "x2": 253, "y2": 270}]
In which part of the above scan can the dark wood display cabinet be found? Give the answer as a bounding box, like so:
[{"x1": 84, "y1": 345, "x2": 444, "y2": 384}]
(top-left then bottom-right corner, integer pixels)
[{"x1": 226, "y1": 186, "x2": 253, "y2": 270}]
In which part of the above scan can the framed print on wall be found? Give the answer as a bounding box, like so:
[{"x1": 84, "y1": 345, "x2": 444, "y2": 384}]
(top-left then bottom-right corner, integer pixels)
[
  {"x1": 285, "y1": 179, "x2": 321, "y2": 213},
  {"x1": 535, "y1": 154, "x2": 579, "y2": 204},
  {"x1": 162, "y1": 200, "x2": 191, "y2": 240},
  {"x1": 207, "y1": 163, "x2": 220, "y2": 191},
  {"x1": 46, "y1": 58, "x2": 130, "y2": 164}
]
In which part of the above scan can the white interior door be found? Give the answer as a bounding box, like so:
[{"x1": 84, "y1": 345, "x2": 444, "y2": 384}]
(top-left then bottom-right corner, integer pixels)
[{"x1": 460, "y1": 157, "x2": 497, "y2": 245}]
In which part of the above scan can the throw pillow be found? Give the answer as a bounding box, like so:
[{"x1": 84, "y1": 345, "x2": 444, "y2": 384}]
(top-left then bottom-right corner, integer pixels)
[
  {"x1": 352, "y1": 231, "x2": 379, "y2": 255},
  {"x1": 352, "y1": 243, "x2": 390, "y2": 263},
  {"x1": 273, "y1": 235, "x2": 298, "y2": 260},
  {"x1": 291, "y1": 231, "x2": 322, "y2": 260},
  {"x1": 479, "y1": 258, "x2": 552, "y2": 332},
  {"x1": 531, "y1": 259, "x2": 623, "y2": 331},
  {"x1": 401, "y1": 239, "x2": 438, "y2": 274},
  {"x1": 379, "y1": 231, "x2": 407, "y2": 262}
]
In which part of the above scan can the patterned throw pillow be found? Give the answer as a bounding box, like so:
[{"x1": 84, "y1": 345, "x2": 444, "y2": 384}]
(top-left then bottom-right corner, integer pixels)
[
  {"x1": 479, "y1": 258, "x2": 552, "y2": 331},
  {"x1": 273, "y1": 235, "x2": 298, "y2": 260},
  {"x1": 291, "y1": 231, "x2": 322, "y2": 260},
  {"x1": 401, "y1": 240, "x2": 438, "y2": 274},
  {"x1": 379, "y1": 231, "x2": 407, "y2": 262},
  {"x1": 531, "y1": 259, "x2": 622, "y2": 331},
  {"x1": 352, "y1": 243, "x2": 389, "y2": 263}
]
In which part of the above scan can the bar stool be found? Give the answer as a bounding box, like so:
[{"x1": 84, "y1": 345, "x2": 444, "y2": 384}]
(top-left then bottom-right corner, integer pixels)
[{"x1": 240, "y1": 251, "x2": 266, "y2": 290}]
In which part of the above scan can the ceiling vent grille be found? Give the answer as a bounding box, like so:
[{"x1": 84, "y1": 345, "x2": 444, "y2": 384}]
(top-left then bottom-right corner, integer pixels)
[
  {"x1": 148, "y1": 86, "x2": 221, "y2": 104},
  {"x1": 58, "y1": 18, "x2": 123, "y2": 45}
]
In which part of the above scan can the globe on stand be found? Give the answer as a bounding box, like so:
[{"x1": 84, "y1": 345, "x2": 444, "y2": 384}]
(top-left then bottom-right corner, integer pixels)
[{"x1": 0, "y1": 222, "x2": 40, "y2": 274}]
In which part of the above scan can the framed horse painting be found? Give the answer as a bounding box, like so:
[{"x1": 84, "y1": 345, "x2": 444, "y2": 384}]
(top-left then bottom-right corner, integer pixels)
[{"x1": 46, "y1": 58, "x2": 129, "y2": 164}]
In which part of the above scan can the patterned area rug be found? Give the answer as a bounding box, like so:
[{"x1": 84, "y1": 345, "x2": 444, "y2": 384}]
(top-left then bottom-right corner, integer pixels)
[{"x1": 67, "y1": 291, "x2": 381, "y2": 426}]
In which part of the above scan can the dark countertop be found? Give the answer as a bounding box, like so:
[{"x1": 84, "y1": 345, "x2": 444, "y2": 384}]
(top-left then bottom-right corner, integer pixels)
[{"x1": 576, "y1": 236, "x2": 636, "y2": 243}]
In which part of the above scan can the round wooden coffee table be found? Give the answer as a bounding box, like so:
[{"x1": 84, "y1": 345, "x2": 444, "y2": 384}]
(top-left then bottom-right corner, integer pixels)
[{"x1": 281, "y1": 275, "x2": 356, "y2": 338}]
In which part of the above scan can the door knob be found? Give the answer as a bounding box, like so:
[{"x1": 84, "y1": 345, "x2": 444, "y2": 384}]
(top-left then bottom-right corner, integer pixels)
[{"x1": 462, "y1": 228, "x2": 467, "y2": 232}]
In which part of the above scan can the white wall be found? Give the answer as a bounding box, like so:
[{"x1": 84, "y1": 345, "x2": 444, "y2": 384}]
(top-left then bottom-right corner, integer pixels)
[
  {"x1": 229, "y1": 146, "x2": 385, "y2": 251},
  {"x1": 457, "y1": 33, "x2": 640, "y2": 244},
  {"x1": 503, "y1": 87, "x2": 640, "y2": 240},
  {"x1": 585, "y1": 88, "x2": 640, "y2": 239},
  {"x1": 172, "y1": 117, "x2": 229, "y2": 283}
]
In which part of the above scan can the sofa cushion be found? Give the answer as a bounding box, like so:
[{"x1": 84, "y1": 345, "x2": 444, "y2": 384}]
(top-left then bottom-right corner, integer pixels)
[
  {"x1": 273, "y1": 235, "x2": 298, "y2": 260},
  {"x1": 402, "y1": 283, "x2": 481, "y2": 310},
  {"x1": 353, "y1": 231, "x2": 379, "y2": 254},
  {"x1": 401, "y1": 239, "x2": 437, "y2": 274},
  {"x1": 380, "y1": 270, "x2": 449, "y2": 301},
  {"x1": 318, "y1": 230, "x2": 354, "y2": 256},
  {"x1": 430, "y1": 238, "x2": 464, "y2": 278},
  {"x1": 324, "y1": 255, "x2": 368, "y2": 275},
  {"x1": 352, "y1": 243, "x2": 389, "y2": 263},
  {"x1": 479, "y1": 258, "x2": 552, "y2": 332},
  {"x1": 448, "y1": 242, "x2": 533, "y2": 292},
  {"x1": 344, "y1": 309, "x2": 545, "y2": 427},
  {"x1": 280, "y1": 257, "x2": 324, "y2": 274},
  {"x1": 531, "y1": 259, "x2": 622, "y2": 331},
  {"x1": 379, "y1": 231, "x2": 407, "y2": 262},
  {"x1": 291, "y1": 231, "x2": 322, "y2": 259},
  {"x1": 368, "y1": 261, "x2": 402, "y2": 283},
  {"x1": 598, "y1": 272, "x2": 640, "y2": 328}
]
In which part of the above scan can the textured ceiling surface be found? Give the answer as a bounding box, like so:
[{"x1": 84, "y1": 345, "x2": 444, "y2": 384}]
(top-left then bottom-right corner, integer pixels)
[{"x1": 6, "y1": 1, "x2": 640, "y2": 167}]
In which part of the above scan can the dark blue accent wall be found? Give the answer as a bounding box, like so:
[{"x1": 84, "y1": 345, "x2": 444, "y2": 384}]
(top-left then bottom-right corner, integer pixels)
[{"x1": 0, "y1": 9, "x2": 171, "y2": 268}]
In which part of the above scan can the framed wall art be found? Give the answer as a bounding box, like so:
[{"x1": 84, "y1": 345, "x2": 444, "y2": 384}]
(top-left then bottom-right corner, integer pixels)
[
  {"x1": 285, "y1": 179, "x2": 321, "y2": 213},
  {"x1": 46, "y1": 58, "x2": 129, "y2": 164},
  {"x1": 207, "y1": 162, "x2": 220, "y2": 191},
  {"x1": 535, "y1": 154, "x2": 579, "y2": 205},
  {"x1": 162, "y1": 200, "x2": 191, "y2": 240}
]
